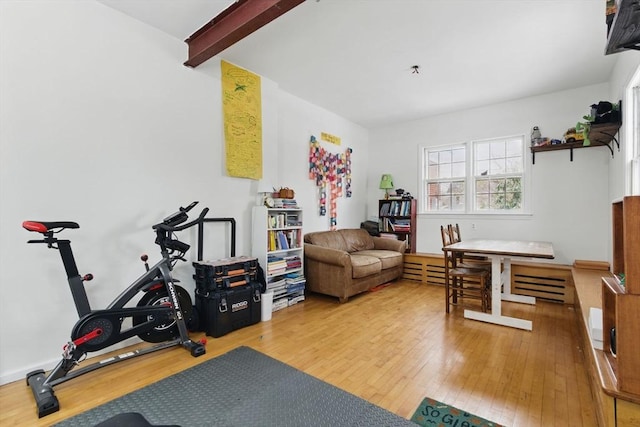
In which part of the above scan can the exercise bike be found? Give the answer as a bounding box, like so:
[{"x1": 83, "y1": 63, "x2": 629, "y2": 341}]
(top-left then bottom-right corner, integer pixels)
[{"x1": 23, "y1": 201, "x2": 208, "y2": 418}]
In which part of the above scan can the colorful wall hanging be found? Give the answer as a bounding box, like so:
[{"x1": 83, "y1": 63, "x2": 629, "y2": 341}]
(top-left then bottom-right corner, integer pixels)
[
  {"x1": 221, "y1": 60, "x2": 262, "y2": 179},
  {"x1": 309, "y1": 135, "x2": 352, "y2": 230}
]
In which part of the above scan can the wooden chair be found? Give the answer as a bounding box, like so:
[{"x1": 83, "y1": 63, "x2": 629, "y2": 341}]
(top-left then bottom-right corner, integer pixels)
[
  {"x1": 448, "y1": 223, "x2": 492, "y2": 271},
  {"x1": 441, "y1": 225, "x2": 490, "y2": 313}
]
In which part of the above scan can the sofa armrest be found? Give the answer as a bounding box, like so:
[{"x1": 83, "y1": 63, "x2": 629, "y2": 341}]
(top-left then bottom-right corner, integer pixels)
[
  {"x1": 371, "y1": 237, "x2": 406, "y2": 253},
  {"x1": 304, "y1": 243, "x2": 352, "y2": 267}
]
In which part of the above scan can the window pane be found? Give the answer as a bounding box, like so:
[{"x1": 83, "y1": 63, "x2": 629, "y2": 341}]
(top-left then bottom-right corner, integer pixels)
[
  {"x1": 476, "y1": 160, "x2": 489, "y2": 177},
  {"x1": 476, "y1": 143, "x2": 490, "y2": 161},
  {"x1": 451, "y1": 161, "x2": 465, "y2": 177},
  {"x1": 476, "y1": 194, "x2": 489, "y2": 210},
  {"x1": 438, "y1": 163, "x2": 451, "y2": 179},
  {"x1": 506, "y1": 139, "x2": 522, "y2": 157},
  {"x1": 476, "y1": 178, "x2": 489, "y2": 193},
  {"x1": 428, "y1": 152, "x2": 439, "y2": 164},
  {"x1": 506, "y1": 156, "x2": 522, "y2": 173},
  {"x1": 428, "y1": 164, "x2": 438, "y2": 179},
  {"x1": 490, "y1": 141, "x2": 505, "y2": 158},
  {"x1": 490, "y1": 193, "x2": 503, "y2": 209},
  {"x1": 438, "y1": 182, "x2": 451, "y2": 194},
  {"x1": 452, "y1": 194, "x2": 465, "y2": 210},
  {"x1": 505, "y1": 192, "x2": 521, "y2": 209},
  {"x1": 439, "y1": 150, "x2": 451, "y2": 164},
  {"x1": 451, "y1": 181, "x2": 465, "y2": 194},
  {"x1": 506, "y1": 177, "x2": 521, "y2": 192},
  {"x1": 490, "y1": 158, "x2": 505, "y2": 175},
  {"x1": 452, "y1": 148, "x2": 465, "y2": 163}
]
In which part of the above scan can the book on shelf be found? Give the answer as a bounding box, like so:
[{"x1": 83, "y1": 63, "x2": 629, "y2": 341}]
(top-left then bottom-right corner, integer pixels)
[
  {"x1": 288, "y1": 294, "x2": 305, "y2": 306},
  {"x1": 276, "y1": 230, "x2": 289, "y2": 250},
  {"x1": 286, "y1": 282, "x2": 305, "y2": 294},
  {"x1": 390, "y1": 219, "x2": 410, "y2": 232},
  {"x1": 272, "y1": 298, "x2": 289, "y2": 311},
  {"x1": 286, "y1": 213, "x2": 302, "y2": 227},
  {"x1": 267, "y1": 256, "x2": 287, "y2": 275},
  {"x1": 379, "y1": 202, "x2": 391, "y2": 216},
  {"x1": 273, "y1": 198, "x2": 299, "y2": 209},
  {"x1": 380, "y1": 200, "x2": 412, "y2": 217},
  {"x1": 272, "y1": 287, "x2": 288, "y2": 298},
  {"x1": 285, "y1": 272, "x2": 306, "y2": 285}
]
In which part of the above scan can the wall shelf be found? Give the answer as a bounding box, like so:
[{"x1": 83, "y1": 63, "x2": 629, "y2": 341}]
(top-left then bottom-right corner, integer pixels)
[{"x1": 530, "y1": 121, "x2": 622, "y2": 164}]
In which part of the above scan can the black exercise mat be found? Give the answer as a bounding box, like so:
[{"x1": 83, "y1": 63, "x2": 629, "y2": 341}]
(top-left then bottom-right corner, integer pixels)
[{"x1": 54, "y1": 346, "x2": 417, "y2": 426}]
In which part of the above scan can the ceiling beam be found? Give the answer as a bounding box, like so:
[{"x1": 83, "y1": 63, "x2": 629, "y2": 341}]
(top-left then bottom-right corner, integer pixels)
[{"x1": 184, "y1": 0, "x2": 305, "y2": 68}]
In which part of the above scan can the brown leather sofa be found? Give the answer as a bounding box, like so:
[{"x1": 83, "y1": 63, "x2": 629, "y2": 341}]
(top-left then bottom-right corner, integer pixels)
[{"x1": 303, "y1": 228, "x2": 405, "y2": 303}]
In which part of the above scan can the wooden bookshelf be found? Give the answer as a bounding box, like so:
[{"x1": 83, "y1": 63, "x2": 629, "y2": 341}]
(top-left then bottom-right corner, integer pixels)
[
  {"x1": 602, "y1": 196, "x2": 640, "y2": 396},
  {"x1": 378, "y1": 198, "x2": 416, "y2": 253},
  {"x1": 251, "y1": 205, "x2": 305, "y2": 312}
]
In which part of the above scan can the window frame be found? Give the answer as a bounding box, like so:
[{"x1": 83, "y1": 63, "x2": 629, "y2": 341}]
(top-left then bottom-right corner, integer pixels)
[{"x1": 420, "y1": 134, "x2": 531, "y2": 215}]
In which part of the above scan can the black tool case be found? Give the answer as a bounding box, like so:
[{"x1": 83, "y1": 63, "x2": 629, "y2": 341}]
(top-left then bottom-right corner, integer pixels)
[
  {"x1": 195, "y1": 282, "x2": 261, "y2": 337},
  {"x1": 192, "y1": 220, "x2": 262, "y2": 337},
  {"x1": 193, "y1": 256, "x2": 258, "y2": 292}
]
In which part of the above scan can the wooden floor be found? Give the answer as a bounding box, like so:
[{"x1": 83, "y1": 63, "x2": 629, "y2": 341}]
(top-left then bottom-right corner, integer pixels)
[{"x1": 0, "y1": 280, "x2": 597, "y2": 426}]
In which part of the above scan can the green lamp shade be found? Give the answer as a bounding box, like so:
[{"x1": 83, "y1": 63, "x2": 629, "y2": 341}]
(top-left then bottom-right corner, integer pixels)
[{"x1": 379, "y1": 174, "x2": 394, "y2": 190}]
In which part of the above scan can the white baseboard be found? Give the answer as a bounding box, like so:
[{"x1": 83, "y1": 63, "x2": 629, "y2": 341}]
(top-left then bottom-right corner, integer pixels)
[
  {"x1": 0, "y1": 337, "x2": 141, "y2": 386},
  {"x1": 0, "y1": 357, "x2": 59, "y2": 386}
]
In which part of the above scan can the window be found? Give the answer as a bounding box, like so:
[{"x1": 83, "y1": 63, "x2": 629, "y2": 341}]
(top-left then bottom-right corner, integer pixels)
[
  {"x1": 425, "y1": 145, "x2": 466, "y2": 211},
  {"x1": 423, "y1": 135, "x2": 525, "y2": 213},
  {"x1": 631, "y1": 84, "x2": 640, "y2": 195}
]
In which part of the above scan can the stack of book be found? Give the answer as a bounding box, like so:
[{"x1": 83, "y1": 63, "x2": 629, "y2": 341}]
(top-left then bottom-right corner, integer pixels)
[
  {"x1": 284, "y1": 273, "x2": 305, "y2": 306},
  {"x1": 286, "y1": 213, "x2": 302, "y2": 227},
  {"x1": 267, "y1": 255, "x2": 287, "y2": 275},
  {"x1": 391, "y1": 219, "x2": 411, "y2": 232},
  {"x1": 379, "y1": 200, "x2": 412, "y2": 216},
  {"x1": 284, "y1": 255, "x2": 302, "y2": 271},
  {"x1": 267, "y1": 276, "x2": 288, "y2": 300},
  {"x1": 273, "y1": 198, "x2": 299, "y2": 209},
  {"x1": 272, "y1": 297, "x2": 289, "y2": 311}
]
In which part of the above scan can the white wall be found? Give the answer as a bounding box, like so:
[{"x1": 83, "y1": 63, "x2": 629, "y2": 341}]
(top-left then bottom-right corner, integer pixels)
[
  {"x1": 0, "y1": 1, "x2": 368, "y2": 384},
  {"x1": 278, "y1": 91, "x2": 370, "y2": 233},
  {"x1": 368, "y1": 84, "x2": 613, "y2": 265}
]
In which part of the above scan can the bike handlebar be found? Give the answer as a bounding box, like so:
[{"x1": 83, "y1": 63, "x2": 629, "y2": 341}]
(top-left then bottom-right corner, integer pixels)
[{"x1": 153, "y1": 206, "x2": 209, "y2": 232}]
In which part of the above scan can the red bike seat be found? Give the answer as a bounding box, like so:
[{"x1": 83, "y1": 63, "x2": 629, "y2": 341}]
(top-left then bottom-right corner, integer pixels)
[{"x1": 23, "y1": 221, "x2": 79, "y2": 233}]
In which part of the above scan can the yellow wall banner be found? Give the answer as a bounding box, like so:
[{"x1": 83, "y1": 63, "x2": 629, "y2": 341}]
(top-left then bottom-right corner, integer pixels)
[
  {"x1": 321, "y1": 132, "x2": 341, "y2": 146},
  {"x1": 221, "y1": 60, "x2": 262, "y2": 179}
]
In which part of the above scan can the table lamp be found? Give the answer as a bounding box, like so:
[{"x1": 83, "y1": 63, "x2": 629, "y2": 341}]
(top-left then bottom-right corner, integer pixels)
[
  {"x1": 379, "y1": 174, "x2": 394, "y2": 199},
  {"x1": 257, "y1": 180, "x2": 274, "y2": 206}
]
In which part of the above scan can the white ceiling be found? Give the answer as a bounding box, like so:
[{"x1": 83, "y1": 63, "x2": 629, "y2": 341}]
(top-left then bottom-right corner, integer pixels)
[{"x1": 97, "y1": 0, "x2": 618, "y2": 128}]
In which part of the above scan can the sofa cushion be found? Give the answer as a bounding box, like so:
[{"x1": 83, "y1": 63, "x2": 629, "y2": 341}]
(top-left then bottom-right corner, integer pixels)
[
  {"x1": 356, "y1": 250, "x2": 403, "y2": 270},
  {"x1": 339, "y1": 229, "x2": 375, "y2": 252},
  {"x1": 349, "y1": 254, "x2": 382, "y2": 278},
  {"x1": 305, "y1": 231, "x2": 349, "y2": 252}
]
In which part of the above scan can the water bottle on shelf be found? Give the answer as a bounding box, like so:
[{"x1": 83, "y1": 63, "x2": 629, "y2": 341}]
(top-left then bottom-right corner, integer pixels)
[{"x1": 531, "y1": 126, "x2": 542, "y2": 146}]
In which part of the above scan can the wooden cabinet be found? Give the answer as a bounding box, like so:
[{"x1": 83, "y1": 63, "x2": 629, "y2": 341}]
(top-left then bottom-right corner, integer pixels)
[
  {"x1": 251, "y1": 205, "x2": 305, "y2": 312},
  {"x1": 602, "y1": 196, "x2": 640, "y2": 396},
  {"x1": 378, "y1": 198, "x2": 416, "y2": 253}
]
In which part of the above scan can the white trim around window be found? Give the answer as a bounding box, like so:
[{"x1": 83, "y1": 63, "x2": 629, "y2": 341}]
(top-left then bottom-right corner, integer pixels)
[{"x1": 420, "y1": 134, "x2": 531, "y2": 215}]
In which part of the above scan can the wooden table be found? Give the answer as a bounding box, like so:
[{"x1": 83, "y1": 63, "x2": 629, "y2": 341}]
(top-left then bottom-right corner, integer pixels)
[{"x1": 443, "y1": 239, "x2": 555, "y2": 330}]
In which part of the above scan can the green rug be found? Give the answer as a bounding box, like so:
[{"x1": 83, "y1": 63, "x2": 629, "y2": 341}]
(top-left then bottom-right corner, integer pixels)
[{"x1": 411, "y1": 397, "x2": 503, "y2": 427}]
